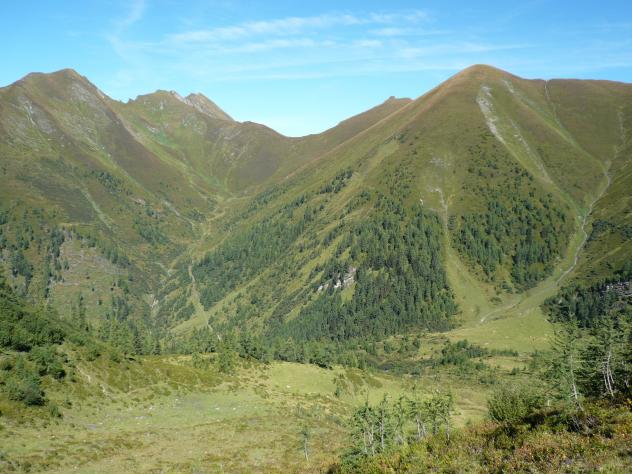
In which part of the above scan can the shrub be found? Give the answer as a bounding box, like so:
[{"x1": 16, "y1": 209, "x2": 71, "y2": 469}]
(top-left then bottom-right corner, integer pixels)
[
  {"x1": 487, "y1": 384, "x2": 543, "y2": 424},
  {"x1": 0, "y1": 357, "x2": 13, "y2": 371},
  {"x1": 85, "y1": 344, "x2": 101, "y2": 361},
  {"x1": 29, "y1": 346, "x2": 66, "y2": 379},
  {"x1": 5, "y1": 373, "x2": 44, "y2": 406},
  {"x1": 48, "y1": 403, "x2": 62, "y2": 418},
  {"x1": 2, "y1": 357, "x2": 45, "y2": 406}
]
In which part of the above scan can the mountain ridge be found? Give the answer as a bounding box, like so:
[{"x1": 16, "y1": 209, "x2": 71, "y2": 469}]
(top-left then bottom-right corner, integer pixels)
[{"x1": 0, "y1": 64, "x2": 630, "y2": 351}]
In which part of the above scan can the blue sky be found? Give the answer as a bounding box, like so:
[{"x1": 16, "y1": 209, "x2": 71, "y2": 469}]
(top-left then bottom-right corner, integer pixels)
[{"x1": 2, "y1": 1, "x2": 631, "y2": 136}]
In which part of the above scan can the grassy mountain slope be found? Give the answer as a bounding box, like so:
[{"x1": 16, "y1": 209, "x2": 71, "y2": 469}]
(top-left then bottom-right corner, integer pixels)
[
  {"x1": 0, "y1": 64, "x2": 630, "y2": 350},
  {"x1": 175, "y1": 65, "x2": 630, "y2": 346},
  {"x1": 1, "y1": 64, "x2": 631, "y2": 472},
  {"x1": 0, "y1": 69, "x2": 409, "y2": 334}
]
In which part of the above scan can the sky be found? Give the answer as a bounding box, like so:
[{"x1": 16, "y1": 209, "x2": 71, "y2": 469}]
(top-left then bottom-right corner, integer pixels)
[{"x1": 2, "y1": 1, "x2": 631, "y2": 136}]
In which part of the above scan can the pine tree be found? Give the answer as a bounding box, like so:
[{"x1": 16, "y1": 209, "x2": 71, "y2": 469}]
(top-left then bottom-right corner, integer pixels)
[
  {"x1": 151, "y1": 337, "x2": 161, "y2": 355},
  {"x1": 350, "y1": 398, "x2": 376, "y2": 456},
  {"x1": 132, "y1": 327, "x2": 144, "y2": 355},
  {"x1": 376, "y1": 394, "x2": 392, "y2": 452},
  {"x1": 581, "y1": 313, "x2": 631, "y2": 398},
  {"x1": 408, "y1": 394, "x2": 427, "y2": 441},
  {"x1": 546, "y1": 321, "x2": 585, "y2": 411},
  {"x1": 217, "y1": 341, "x2": 237, "y2": 374},
  {"x1": 392, "y1": 396, "x2": 408, "y2": 446}
]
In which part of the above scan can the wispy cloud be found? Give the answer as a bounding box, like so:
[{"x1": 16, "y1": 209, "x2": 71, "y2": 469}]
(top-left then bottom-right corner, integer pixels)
[
  {"x1": 106, "y1": 8, "x2": 448, "y2": 89},
  {"x1": 168, "y1": 14, "x2": 363, "y2": 43},
  {"x1": 396, "y1": 42, "x2": 532, "y2": 60},
  {"x1": 166, "y1": 11, "x2": 428, "y2": 45},
  {"x1": 370, "y1": 27, "x2": 448, "y2": 37},
  {"x1": 104, "y1": 7, "x2": 533, "y2": 93},
  {"x1": 116, "y1": 0, "x2": 146, "y2": 30}
]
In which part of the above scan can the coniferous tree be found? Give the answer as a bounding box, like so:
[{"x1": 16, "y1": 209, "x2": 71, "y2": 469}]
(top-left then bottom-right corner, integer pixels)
[
  {"x1": 408, "y1": 393, "x2": 428, "y2": 441},
  {"x1": 546, "y1": 321, "x2": 585, "y2": 411},
  {"x1": 579, "y1": 313, "x2": 631, "y2": 398},
  {"x1": 217, "y1": 340, "x2": 237, "y2": 374}
]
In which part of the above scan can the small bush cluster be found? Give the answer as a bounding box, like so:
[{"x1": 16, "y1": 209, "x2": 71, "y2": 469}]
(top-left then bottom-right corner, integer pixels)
[
  {"x1": 1, "y1": 357, "x2": 44, "y2": 406},
  {"x1": 487, "y1": 384, "x2": 544, "y2": 424},
  {"x1": 334, "y1": 400, "x2": 632, "y2": 473}
]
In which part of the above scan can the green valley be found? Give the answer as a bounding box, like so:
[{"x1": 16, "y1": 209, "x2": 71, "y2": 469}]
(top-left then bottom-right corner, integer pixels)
[{"x1": 0, "y1": 64, "x2": 631, "y2": 472}]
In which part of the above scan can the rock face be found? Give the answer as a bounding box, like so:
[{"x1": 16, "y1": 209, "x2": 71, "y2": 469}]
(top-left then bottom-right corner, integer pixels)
[
  {"x1": 603, "y1": 281, "x2": 632, "y2": 298},
  {"x1": 318, "y1": 267, "x2": 357, "y2": 292}
]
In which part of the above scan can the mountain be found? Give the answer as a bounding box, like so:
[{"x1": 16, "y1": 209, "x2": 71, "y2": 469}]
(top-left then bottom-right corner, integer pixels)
[
  {"x1": 0, "y1": 68, "x2": 410, "y2": 331},
  {"x1": 177, "y1": 64, "x2": 631, "y2": 341},
  {"x1": 1, "y1": 64, "x2": 631, "y2": 473},
  {"x1": 0, "y1": 65, "x2": 630, "y2": 349}
]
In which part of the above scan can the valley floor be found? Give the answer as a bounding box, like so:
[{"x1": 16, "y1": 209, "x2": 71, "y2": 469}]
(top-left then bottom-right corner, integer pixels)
[
  {"x1": 0, "y1": 353, "x2": 513, "y2": 473},
  {"x1": 1, "y1": 200, "x2": 613, "y2": 473}
]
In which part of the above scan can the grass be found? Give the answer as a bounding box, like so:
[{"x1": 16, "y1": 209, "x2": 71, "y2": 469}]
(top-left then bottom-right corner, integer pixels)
[
  {"x1": 1, "y1": 351, "x2": 521, "y2": 473},
  {"x1": 1, "y1": 357, "x2": 332, "y2": 472},
  {"x1": 2, "y1": 65, "x2": 631, "y2": 472},
  {"x1": 447, "y1": 308, "x2": 552, "y2": 353},
  {"x1": 48, "y1": 238, "x2": 125, "y2": 324}
]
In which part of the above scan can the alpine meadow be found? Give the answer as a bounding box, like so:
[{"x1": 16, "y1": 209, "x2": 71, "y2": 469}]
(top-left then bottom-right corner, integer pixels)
[{"x1": 1, "y1": 3, "x2": 632, "y2": 473}]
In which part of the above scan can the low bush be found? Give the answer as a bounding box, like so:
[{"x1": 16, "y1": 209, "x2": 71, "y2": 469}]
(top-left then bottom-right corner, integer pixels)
[
  {"x1": 3, "y1": 358, "x2": 44, "y2": 406},
  {"x1": 487, "y1": 384, "x2": 544, "y2": 424},
  {"x1": 29, "y1": 346, "x2": 66, "y2": 379}
]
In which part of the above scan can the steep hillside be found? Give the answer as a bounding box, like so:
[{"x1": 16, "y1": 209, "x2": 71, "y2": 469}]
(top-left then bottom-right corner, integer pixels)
[
  {"x1": 0, "y1": 68, "x2": 414, "y2": 353},
  {"x1": 1, "y1": 65, "x2": 630, "y2": 355},
  {"x1": 174, "y1": 65, "x2": 630, "y2": 347},
  {"x1": 1, "y1": 64, "x2": 631, "y2": 473}
]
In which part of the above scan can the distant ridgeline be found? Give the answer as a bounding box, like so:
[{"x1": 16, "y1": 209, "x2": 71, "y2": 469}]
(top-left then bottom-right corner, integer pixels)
[{"x1": 0, "y1": 65, "x2": 630, "y2": 360}]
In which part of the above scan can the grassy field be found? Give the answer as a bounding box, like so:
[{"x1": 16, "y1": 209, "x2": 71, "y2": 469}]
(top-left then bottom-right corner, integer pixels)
[
  {"x1": 1, "y1": 357, "x2": 337, "y2": 472},
  {"x1": 0, "y1": 190, "x2": 608, "y2": 472},
  {"x1": 1, "y1": 349, "x2": 520, "y2": 473}
]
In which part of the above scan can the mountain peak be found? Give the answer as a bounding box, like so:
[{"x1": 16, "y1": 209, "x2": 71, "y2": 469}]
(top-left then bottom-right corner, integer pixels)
[
  {"x1": 384, "y1": 95, "x2": 411, "y2": 104},
  {"x1": 52, "y1": 68, "x2": 83, "y2": 79},
  {"x1": 131, "y1": 90, "x2": 233, "y2": 121},
  {"x1": 15, "y1": 68, "x2": 89, "y2": 88},
  {"x1": 441, "y1": 64, "x2": 513, "y2": 88},
  {"x1": 415, "y1": 64, "x2": 514, "y2": 103},
  {"x1": 7, "y1": 68, "x2": 110, "y2": 104},
  {"x1": 457, "y1": 64, "x2": 510, "y2": 77},
  {"x1": 184, "y1": 93, "x2": 233, "y2": 121}
]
